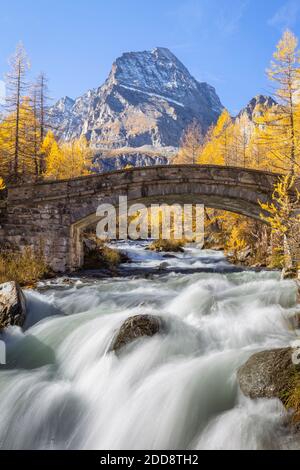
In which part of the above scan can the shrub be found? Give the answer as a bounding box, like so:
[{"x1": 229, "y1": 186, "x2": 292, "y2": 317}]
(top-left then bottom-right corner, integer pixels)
[
  {"x1": 282, "y1": 372, "x2": 300, "y2": 424},
  {"x1": 268, "y1": 247, "x2": 285, "y2": 269},
  {"x1": 0, "y1": 247, "x2": 49, "y2": 287},
  {"x1": 83, "y1": 241, "x2": 129, "y2": 270},
  {"x1": 102, "y1": 246, "x2": 122, "y2": 266},
  {"x1": 149, "y1": 239, "x2": 185, "y2": 252}
]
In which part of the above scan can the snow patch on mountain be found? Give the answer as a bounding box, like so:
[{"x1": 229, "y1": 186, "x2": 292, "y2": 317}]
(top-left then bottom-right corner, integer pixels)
[{"x1": 118, "y1": 84, "x2": 185, "y2": 107}]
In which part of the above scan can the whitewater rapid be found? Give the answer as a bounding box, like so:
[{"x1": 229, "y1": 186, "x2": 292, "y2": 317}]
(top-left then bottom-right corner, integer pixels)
[{"x1": 0, "y1": 242, "x2": 299, "y2": 450}]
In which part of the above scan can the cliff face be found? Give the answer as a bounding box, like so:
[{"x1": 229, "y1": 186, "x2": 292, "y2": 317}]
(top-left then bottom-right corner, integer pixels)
[
  {"x1": 49, "y1": 47, "x2": 223, "y2": 153},
  {"x1": 237, "y1": 95, "x2": 277, "y2": 122}
]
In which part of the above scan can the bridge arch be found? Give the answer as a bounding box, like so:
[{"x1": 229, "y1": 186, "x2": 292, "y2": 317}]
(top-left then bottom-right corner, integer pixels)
[{"x1": 0, "y1": 165, "x2": 289, "y2": 272}]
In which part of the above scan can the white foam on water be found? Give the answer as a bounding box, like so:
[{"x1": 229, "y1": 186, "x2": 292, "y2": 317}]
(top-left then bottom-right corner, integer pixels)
[{"x1": 0, "y1": 244, "x2": 298, "y2": 449}]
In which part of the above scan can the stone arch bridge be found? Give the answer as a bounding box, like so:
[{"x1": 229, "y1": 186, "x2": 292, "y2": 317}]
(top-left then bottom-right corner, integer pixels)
[{"x1": 0, "y1": 165, "x2": 296, "y2": 272}]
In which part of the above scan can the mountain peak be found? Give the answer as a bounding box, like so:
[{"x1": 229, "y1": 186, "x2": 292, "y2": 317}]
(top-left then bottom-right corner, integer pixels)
[
  {"x1": 238, "y1": 94, "x2": 277, "y2": 120},
  {"x1": 109, "y1": 46, "x2": 199, "y2": 101},
  {"x1": 152, "y1": 47, "x2": 180, "y2": 61},
  {"x1": 50, "y1": 47, "x2": 223, "y2": 151},
  {"x1": 55, "y1": 96, "x2": 75, "y2": 112}
]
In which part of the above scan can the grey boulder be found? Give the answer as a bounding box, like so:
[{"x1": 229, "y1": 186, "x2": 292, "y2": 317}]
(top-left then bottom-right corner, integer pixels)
[
  {"x1": 0, "y1": 281, "x2": 27, "y2": 330},
  {"x1": 237, "y1": 348, "x2": 296, "y2": 400}
]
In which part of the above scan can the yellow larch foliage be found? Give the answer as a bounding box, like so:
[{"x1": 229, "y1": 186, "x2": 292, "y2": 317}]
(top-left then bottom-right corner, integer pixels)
[
  {"x1": 225, "y1": 225, "x2": 248, "y2": 257},
  {"x1": 0, "y1": 98, "x2": 38, "y2": 180},
  {"x1": 45, "y1": 136, "x2": 93, "y2": 180},
  {"x1": 230, "y1": 113, "x2": 252, "y2": 168},
  {"x1": 259, "y1": 174, "x2": 300, "y2": 268},
  {"x1": 198, "y1": 110, "x2": 233, "y2": 165},
  {"x1": 174, "y1": 120, "x2": 203, "y2": 164},
  {"x1": 41, "y1": 130, "x2": 56, "y2": 158},
  {"x1": 259, "y1": 174, "x2": 300, "y2": 236},
  {"x1": 256, "y1": 30, "x2": 300, "y2": 174}
]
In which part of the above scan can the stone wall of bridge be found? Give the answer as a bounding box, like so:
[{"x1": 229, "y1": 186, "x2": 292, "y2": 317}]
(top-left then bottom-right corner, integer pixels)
[{"x1": 0, "y1": 165, "x2": 292, "y2": 272}]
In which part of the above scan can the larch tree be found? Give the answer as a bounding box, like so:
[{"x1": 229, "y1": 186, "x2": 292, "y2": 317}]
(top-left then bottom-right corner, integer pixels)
[
  {"x1": 35, "y1": 72, "x2": 51, "y2": 173},
  {"x1": 44, "y1": 139, "x2": 62, "y2": 180},
  {"x1": 247, "y1": 123, "x2": 270, "y2": 171},
  {"x1": 4, "y1": 42, "x2": 31, "y2": 181},
  {"x1": 217, "y1": 110, "x2": 234, "y2": 165},
  {"x1": 0, "y1": 118, "x2": 11, "y2": 178},
  {"x1": 198, "y1": 110, "x2": 233, "y2": 165},
  {"x1": 259, "y1": 174, "x2": 300, "y2": 269},
  {"x1": 0, "y1": 99, "x2": 37, "y2": 180},
  {"x1": 174, "y1": 119, "x2": 203, "y2": 164},
  {"x1": 233, "y1": 113, "x2": 251, "y2": 168},
  {"x1": 45, "y1": 136, "x2": 93, "y2": 180},
  {"x1": 40, "y1": 130, "x2": 56, "y2": 160},
  {"x1": 258, "y1": 30, "x2": 300, "y2": 175},
  {"x1": 28, "y1": 85, "x2": 41, "y2": 177}
]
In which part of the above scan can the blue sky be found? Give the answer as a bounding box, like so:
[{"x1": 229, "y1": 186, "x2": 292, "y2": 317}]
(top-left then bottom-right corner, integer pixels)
[{"x1": 0, "y1": 0, "x2": 300, "y2": 114}]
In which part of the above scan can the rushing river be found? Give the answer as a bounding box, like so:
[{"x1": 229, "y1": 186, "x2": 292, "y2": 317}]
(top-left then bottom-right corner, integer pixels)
[{"x1": 0, "y1": 242, "x2": 299, "y2": 450}]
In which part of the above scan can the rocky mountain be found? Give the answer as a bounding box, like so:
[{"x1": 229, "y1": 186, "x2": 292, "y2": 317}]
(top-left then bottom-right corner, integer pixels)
[
  {"x1": 237, "y1": 95, "x2": 277, "y2": 122},
  {"x1": 49, "y1": 47, "x2": 223, "y2": 156},
  {"x1": 232, "y1": 94, "x2": 277, "y2": 147},
  {"x1": 96, "y1": 153, "x2": 169, "y2": 172}
]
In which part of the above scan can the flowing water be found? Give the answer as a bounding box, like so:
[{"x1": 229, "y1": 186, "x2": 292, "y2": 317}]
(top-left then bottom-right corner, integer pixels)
[{"x1": 0, "y1": 242, "x2": 299, "y2": 450}]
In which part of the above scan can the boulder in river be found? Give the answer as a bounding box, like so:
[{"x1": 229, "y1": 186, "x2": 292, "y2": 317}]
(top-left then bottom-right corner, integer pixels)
[
  {"x1": 237, "y1": 348, "x2": 297, "y2": 400},
  {"x1": 0, "y1": 281, "x2": 27, "y2": 330},
  {"x1": 110, "y1": 314, "x2": 162, "y2": 353},
  {"x1": 149, "y1": 239, "x2": 184, "y2": 253},
  {"x1": 158, "y1": 262, "x2": 169, "y2": 270},
  {"x1": 287, "y1": 312, "x2": 300, "y2": 330},
  {"x1": 281, "y1": 267, "x2": 298, "y2": 280}
]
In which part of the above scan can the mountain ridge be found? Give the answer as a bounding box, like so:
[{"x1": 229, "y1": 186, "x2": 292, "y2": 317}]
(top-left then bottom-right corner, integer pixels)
[
  {"x1": 49, "y1": 47, "x2": 224, "y2": 152},
  {"x1": 49, "y1": 50, "x2": 277, "y2": 172}
]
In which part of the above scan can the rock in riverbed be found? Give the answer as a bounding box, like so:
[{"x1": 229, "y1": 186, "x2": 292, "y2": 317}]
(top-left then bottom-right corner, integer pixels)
[
  {"x1": 288, "y1": 312, "x2": 300, "y2": 330},
  {"x1": 110, "y1": 315, "x2": 162, "y2": 353},
  {"x1": 281, "y1": 267, "x2": 299, "y2": 280},
  {"x1": 237, "y1": 348, "x2": 297, "y2": 400},
  {"x1": 0, "y1": 281, "x2": 26, "y2": 330}
]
